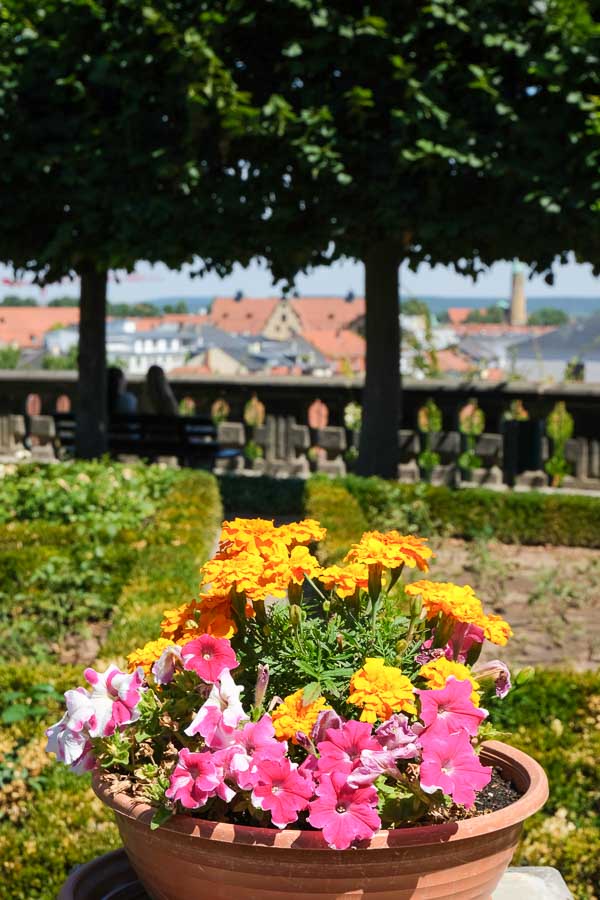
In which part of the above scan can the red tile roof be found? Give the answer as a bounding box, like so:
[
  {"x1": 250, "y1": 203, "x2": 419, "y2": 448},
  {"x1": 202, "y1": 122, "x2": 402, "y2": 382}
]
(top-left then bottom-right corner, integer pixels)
[
  {"x1": 0, "y1": 307, "x2": 80, "y2": 348},
  {"x1": 447, "y1": 307, "x2": 483, "y2": 325},
  {"x1": 303, "y1": 328, "x2": 366, "y2": 372},
  {"x1": 290, "y1": 296, "x2": 365, "y2": 331},
  {"x1": 208, "y1": 297, "x2": 280, "y2": 334},
  {"x1": 434, "y1": 349, "x2": 473, "y2": 373}
]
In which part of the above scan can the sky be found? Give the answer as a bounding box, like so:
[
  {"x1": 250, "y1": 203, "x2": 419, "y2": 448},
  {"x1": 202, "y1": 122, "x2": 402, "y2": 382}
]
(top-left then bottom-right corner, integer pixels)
[{"x1": 1, "y1": 254, "x2": 599, "y2": 304}]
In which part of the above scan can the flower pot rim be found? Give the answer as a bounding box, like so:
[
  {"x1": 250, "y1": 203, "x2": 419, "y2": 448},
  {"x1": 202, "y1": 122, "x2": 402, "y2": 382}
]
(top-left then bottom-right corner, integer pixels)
[{"x1": 93, "y1": 740, "x2": 548, "y2": 851}]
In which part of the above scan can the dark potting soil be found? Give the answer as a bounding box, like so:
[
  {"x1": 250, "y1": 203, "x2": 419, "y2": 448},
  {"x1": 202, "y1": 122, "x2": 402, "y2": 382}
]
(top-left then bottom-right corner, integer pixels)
[{"x1": 472, "y1": 767, "x2": 521, "y2": 815}]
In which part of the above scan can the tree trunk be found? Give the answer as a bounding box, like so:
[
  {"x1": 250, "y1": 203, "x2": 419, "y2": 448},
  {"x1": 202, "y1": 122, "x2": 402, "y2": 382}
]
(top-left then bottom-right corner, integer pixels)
[
  {"x1": 75, "y1": 265, "x2": 108, "y2": 458},
  {"x1": 357, "y1": 242, "x2": 401, "y2": 478}
]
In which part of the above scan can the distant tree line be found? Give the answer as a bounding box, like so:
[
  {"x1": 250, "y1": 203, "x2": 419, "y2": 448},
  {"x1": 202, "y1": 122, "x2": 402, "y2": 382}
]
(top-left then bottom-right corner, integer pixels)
[{"x1": 0, "y1": 296, "x2": 189, "y2": 315}]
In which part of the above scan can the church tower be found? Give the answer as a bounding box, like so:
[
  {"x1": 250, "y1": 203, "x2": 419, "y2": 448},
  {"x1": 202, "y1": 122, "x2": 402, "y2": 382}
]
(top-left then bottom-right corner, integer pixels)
[{"x1": 510, "y1": 260, "x2": 527, "y2": 326}]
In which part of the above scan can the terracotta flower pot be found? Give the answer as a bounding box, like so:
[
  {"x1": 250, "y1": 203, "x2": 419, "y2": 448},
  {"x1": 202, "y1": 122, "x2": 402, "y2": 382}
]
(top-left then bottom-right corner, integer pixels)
[{"x1": 93, "y1": 740, "x2": 548, "y2": 900}]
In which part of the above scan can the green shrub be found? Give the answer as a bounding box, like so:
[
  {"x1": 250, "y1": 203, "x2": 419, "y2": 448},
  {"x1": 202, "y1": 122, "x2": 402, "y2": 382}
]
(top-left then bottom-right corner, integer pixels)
[
  {"x1": 0, "y1": 469, "x2": 222, "y2": 899},
  {"x1": 304, "y1": 477, "x2": 368, "y2": 562},
  {"x1": 0, "y1": 461, "x2": 178, "y2": 533},
  {"x1": 491, "y1": 669, "x2": 600, "y2": 899},
  {"x1": 341, "y1": 476, "x2": 600, "y2": 547},
  {"x1": 100, "y1": 471, "x2": 222, "y2": 663}
]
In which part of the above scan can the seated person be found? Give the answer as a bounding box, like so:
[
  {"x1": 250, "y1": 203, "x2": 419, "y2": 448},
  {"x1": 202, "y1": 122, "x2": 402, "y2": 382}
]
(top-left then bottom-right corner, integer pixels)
[
  {"x1": 140, "y1": 365, "x2": 179, "y2": 416},
  {"x1": 107, "y1": 366, "x2": 137, "y2": 415}
]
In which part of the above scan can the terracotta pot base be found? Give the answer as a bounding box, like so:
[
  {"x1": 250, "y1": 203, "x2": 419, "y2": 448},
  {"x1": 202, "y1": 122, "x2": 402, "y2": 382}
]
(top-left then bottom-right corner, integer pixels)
[{"x1": 93, "y1": 741, "x2": 548, "y2": 900}]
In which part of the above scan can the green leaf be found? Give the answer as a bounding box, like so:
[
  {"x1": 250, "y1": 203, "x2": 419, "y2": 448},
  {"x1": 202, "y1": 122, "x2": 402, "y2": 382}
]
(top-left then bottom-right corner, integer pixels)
[
  {"x1": 1, "y1": 703, "x2": 32, "y2": 724},
  {"x1": 302, "y1": 682, "x2": 322, "y2": 706},
  {"x1": 150, "y1": 806, "x2": 173, "y2": 831}
]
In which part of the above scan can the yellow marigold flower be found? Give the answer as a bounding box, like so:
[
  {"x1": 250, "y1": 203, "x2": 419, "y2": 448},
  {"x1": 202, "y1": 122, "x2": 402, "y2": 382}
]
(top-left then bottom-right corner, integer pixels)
[
  {"x1": 127, "y1": 638, "x2": 175, "y2": 674},
  {"x1": 278, "y1": 519, "x2": 327, "y2": 547},
  {"x1": 348, "y1": 658, "x2": 417, "y2": 722},
  {"x1": 480, "y1": 613, "x2": 513, "y2": 646},
  {"x1": 406, "y1": 581, "x2": 484, "y2": 624},
  {"x1": 418, "y1": 658, "x2": 480, "y2": 705},
  {"x1": 319, "y1": 563, "x2": 369, "y2": 598},
  {"x1": 271, "y1": 688, "x2": 331, "y2": 742},
  {"x1": 345, "y1": 530, "x2": 432, "y2": 573}
]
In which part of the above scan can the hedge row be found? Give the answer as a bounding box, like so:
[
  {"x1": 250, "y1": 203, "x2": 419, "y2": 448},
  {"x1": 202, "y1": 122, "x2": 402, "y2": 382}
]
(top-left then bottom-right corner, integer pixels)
[
  {"x1": 221, "y1": 472, "x2": 600, "y2": 548},
  {"x1": 1, "y1": 469, "x2": 222, "y2": 900},
  {"x1": 342, "y1": 476, "x2": 600, "y2": 547}
]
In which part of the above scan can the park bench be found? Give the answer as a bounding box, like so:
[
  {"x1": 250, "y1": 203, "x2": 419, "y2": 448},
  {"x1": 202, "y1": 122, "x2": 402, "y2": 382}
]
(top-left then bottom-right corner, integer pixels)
[{"x1": 52, "y1": 413, "x2": 241, "y2": 468}]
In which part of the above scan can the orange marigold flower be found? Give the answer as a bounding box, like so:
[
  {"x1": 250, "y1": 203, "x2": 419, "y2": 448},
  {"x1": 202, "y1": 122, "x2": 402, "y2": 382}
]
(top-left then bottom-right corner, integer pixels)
[
  {"x1": 197, "y1": 604, "x2": 237, "y2": 639},
  {"x1": 202, "y1": 553, "x2": 265, "y2": 597},
  {"x1": 348, "y1": 658, "x2": 417, "y2": 722},
  {"x1": 345, "y1": 531, "x2": 432, "y2": 573},
  {"x1": 418, "y1": 658, "x2": 480, "y2": 705},
  {"x1": 288, "y1": 545, "x2": 322, "y2": 585},
  {"x1": 127, "y1": 638, "x2": 175, "y2": 674},
  {"x1": 278, "y1": 519, "x2": 327, "y2": 547},
  {"x1": 160, "y1": 600, "x2": 201, "y2": 641},
  {"x1": 480, "y1": 613, "x2": 513, "y2": 646},
  {"x1": 319, "y1": 563, "x2": 369, "y2": 598},
  {"x1": 218, "y1": 517, "x2": 278, "y2": 557},
  {"x1": 271, "y1": 688, "x2": 331, "y2": 742},
  {"x1": 405, "y1": 581, "x2": 484, "y2": 624}
]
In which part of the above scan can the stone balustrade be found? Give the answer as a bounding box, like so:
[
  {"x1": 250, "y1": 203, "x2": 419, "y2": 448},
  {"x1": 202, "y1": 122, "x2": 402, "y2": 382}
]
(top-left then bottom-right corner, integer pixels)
[{"x1": 1, "y1": 370, "x2": 599, "y2": 488}]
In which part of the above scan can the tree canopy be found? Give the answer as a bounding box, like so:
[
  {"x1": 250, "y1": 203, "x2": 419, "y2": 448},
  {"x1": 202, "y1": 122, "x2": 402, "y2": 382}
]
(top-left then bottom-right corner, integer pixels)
[{"x1": 1, "y1": 1, "x2": 599, "y2": 469}]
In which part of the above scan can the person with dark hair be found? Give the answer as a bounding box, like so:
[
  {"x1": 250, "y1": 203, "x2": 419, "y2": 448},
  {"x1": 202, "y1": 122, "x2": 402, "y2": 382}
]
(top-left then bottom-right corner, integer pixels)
[
  {"x1": 140, "y1": 365, "x2": 179, "y2": 416},
  {"x1": 107, "y1": 366, "x2": 137, "y2": 415}
]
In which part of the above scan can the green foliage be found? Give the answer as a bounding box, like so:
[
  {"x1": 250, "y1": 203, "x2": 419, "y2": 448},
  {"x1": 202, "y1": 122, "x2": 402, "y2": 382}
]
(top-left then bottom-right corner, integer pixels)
[
  {"x1": 528, "y1": 307, "x2": 569, "y2": 326},
  {"x1": 47, "y1": 296, "x2": 78, "y2": 307},
  {"x1": 341, "y1": 475, "x2": 600, "y2": 547},
  {"x1": 304, "y1": 477, "x2": 368, "y2": 562},
  {"x1": 0, "y1": 346, "x2": 20, "y2": 368},
  {"x1": 466, "y1": 305, "x2": 506, "y2": 324},
  {"x1": 458, "y1": 400, "x2": 485, "y2": 474},
  {"x1": 0, "y1": 461, "x2": 178, "y2": 532},
  {"x1": 101, "y1": 471, "x2": 222, "y2": 660},
  {"x1": 417, "y1": 399, "x2": 442, "y2": 475},
  {"x1": 490, "y1": 669, "x2": 600, "y2": 900},
  {"x1": 108, "y1": 302, "x2": 159, "y2": 317},
  {"x1": 343, "y1": 476, "x2": 440, "y2": 538},
  {"x1": 42, "y1": 345, "x2": 78, "y2": 370},
  {"x1": 402, "y1": 298, "x2": 430, "y2": 317},
  {"x1": 0, "y1": 295, "x2": 37, "y2": 306},
  {"x1": 0, "y1": 469, "x2": 222, "y2": 899},
  {"x1": 545, "y1": 402, "x2": 574, "y2": 487}
]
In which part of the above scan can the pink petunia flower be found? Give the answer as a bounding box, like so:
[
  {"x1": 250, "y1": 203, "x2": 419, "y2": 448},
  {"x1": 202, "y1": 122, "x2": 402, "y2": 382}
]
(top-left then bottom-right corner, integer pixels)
[
  {"x1": 222, "y1": 716, "x2": 285, "y2": 790},
  {"x1": 45, "y1": 687, "x2": 97, "y2": 767},
  {"x1": 251, "y1": 754, "x2": 314, "y2": 828},
  {"x1": 419, "y1": 729, "x2": 492, "y2": 807},
  {"x1": 182, "y1": 635, "x2": 238, "y2": 684},
  {"x1": 308, "y1": 771, "x2": 381, "y2": 850},
  {"x1": 185, "y1": 669, "x2": 248, "y2": 749},
  {"x1": 317, "y1": 720, "x2": 380, "y2": 774},
  {"x1": 417, "y1": 677, "x2": 487, "y2": 738},
  {"x1": 165, "y1": 748, "x2": 221, "y2": 809},
  {"x1": 152, "y1": 644, "x2": 183, "y2": 685},
  {"x1": 374, "y1": 714, "x2": 422, "y2": 758},
  {"x1": 83, "y1": 665, "x2": 145, "y2": 737},
  {"x1": 311, "y1": 708, "x2": 344, "y2": 744},
  {"x1": 449, "y1": 622, "x2": 485, "y2": 663}
]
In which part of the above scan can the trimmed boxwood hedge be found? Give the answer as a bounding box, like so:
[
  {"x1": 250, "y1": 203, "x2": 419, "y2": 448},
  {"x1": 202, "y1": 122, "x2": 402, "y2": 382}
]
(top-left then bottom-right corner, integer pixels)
[
  {"x1": 343, "y1": 476, "x2": 600, "y2": 547},
  {"x1": 303, "y1": 477, "x2": 368, "y2": 563},
  {"x1": 0, "y1": 469, "x2": 222, "y2": 900}
]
